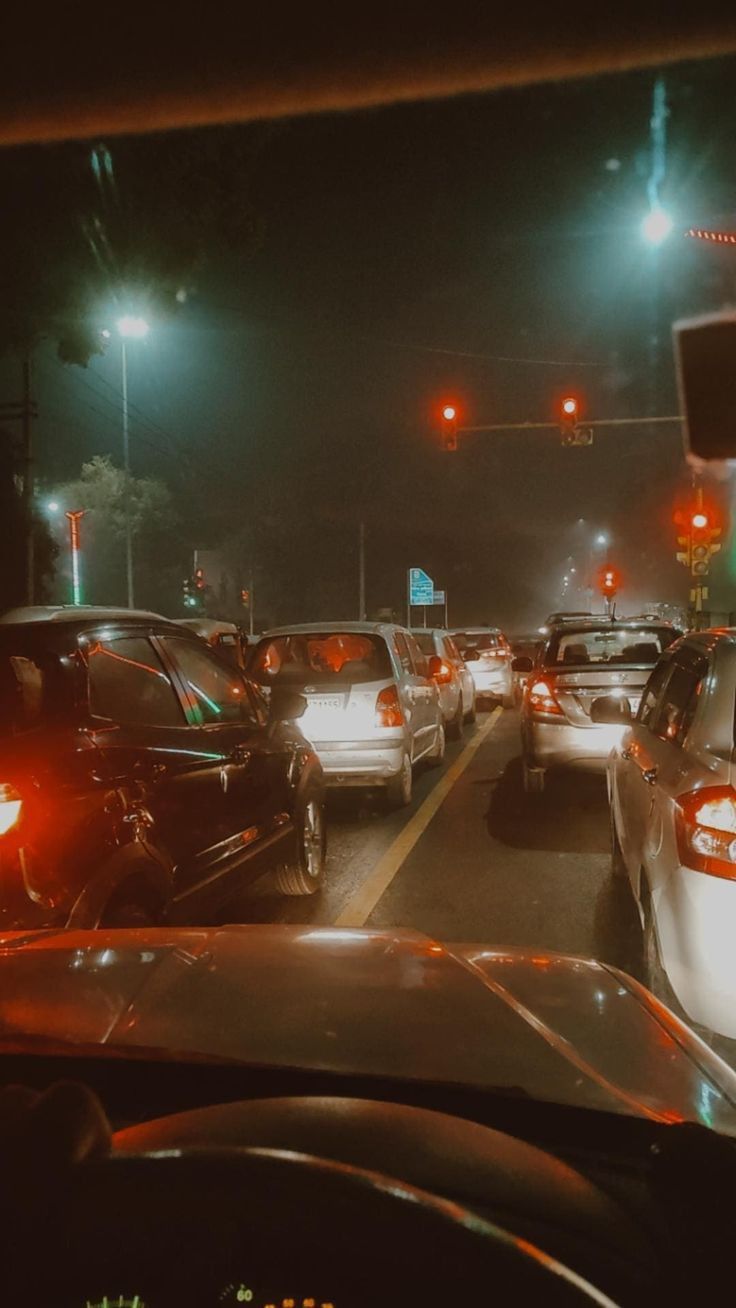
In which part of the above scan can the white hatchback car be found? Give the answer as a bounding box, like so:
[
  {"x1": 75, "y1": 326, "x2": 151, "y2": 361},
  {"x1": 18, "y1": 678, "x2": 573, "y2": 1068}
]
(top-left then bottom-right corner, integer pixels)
[
  {"x1": 600, "y1": 630, "x2": 736, "y2": 1039},
  {"x1": 449, "y1": 627, "x2": 514, "y2": 706},
  {"x1": 248, "y1": 622, "x2": 445, "y2": 807},
  {"x1": 410, "y1": 628, "x2": 476, "y2": 737}
]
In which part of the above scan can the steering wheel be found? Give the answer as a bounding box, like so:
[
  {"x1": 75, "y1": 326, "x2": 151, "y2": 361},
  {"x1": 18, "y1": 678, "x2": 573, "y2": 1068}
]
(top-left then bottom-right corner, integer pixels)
[{"x1": 6, "y1": 1146, "x2": 616, "y2": 1307}]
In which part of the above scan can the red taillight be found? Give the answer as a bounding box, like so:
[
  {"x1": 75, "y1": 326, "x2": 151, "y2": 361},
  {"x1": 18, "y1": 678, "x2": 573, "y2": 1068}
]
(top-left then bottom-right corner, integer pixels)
[
  {"x1": 375, "y1": 685, "x2": 404, "y2": 728},
  {"x1": 676, "y1": 786, "x2": 736, "y2": 879},
  {"x1": 0, "y1": 784, "x2": 22, "y2": 835},
  {"x1": 433, "y1": 660, "x2": 453, "y2": 685},
  {"x1": 528, "y1": 679, "x2": 563, "y2": 716}
]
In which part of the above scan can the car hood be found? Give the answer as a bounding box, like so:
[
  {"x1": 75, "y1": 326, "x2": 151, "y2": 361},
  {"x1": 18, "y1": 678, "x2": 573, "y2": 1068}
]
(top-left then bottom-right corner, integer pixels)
[{"x1": 1, "y1": 924, "x2": 735, "y2": 1132}]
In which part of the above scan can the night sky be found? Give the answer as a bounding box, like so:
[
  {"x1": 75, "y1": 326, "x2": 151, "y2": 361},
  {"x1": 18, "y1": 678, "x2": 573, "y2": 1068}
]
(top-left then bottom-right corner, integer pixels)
[{"x1": 6, "y1": 52, "x2": 736, "y2": 629}]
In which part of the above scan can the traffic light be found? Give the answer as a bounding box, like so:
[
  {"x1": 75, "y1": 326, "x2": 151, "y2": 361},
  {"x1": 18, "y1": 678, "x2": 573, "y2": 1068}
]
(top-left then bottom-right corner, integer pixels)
[
  {"x1": 675, "y1": 500, "x2": 723, "y2": 576},
  {"x1": 558, "y1": 395, "x2": 593, "y2": 447},
  {"x1": 182, "y1": 576, "x2": 198, "y2": 608},
  {"x1": 240, "y1": 588, "x2": 250, "y2": 607},
  {"x1": 598, "y1": 564, "x2": 620, "y2": 599},
  {"x1": 440, "y1": 404, "x2": 458, "y2": 452},
  {"x1": 194, "y1": 567, "x2": 205, "y2": 592}
]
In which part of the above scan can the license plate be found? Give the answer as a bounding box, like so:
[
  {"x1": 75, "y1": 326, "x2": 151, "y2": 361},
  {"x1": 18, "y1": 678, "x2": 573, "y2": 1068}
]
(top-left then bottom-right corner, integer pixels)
[{"x1": 307, "y1": 695, "x2": 344, "y2": 711}]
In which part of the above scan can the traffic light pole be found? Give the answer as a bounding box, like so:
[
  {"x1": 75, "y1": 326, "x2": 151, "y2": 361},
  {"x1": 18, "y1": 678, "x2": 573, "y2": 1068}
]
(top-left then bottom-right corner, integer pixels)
[{"x1": 457, "y1": 415, "x2": 683, "y2": 436}]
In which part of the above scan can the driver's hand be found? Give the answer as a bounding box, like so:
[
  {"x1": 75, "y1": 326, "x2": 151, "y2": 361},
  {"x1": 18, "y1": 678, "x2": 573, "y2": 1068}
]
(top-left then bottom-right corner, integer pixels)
[{"x1": 0, "y1": 1080, "x2": 111, "y2": 1172}]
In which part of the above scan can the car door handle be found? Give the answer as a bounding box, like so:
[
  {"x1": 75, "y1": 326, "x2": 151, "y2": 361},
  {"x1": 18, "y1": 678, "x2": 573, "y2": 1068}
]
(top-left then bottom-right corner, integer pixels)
[
  {"x1": 641, "y1": 767, "x2": 658, "y2": 785},
  {"x1": 229, "y1": 745, "x2": 251, "y2": 765},
  {"x1": 620, "y1": 748, "x2": 632, "y2": 761}
]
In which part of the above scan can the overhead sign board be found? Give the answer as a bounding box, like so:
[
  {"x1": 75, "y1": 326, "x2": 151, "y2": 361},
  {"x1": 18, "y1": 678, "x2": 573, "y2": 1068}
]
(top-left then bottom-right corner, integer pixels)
[{"x1": 432, "y1": 590, "x2": 445, "y2": 605}]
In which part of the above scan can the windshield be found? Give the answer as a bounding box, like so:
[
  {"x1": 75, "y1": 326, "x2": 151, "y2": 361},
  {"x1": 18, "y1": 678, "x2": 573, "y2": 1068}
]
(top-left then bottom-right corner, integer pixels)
[
  {"x1": 547, "y1": 626, "x2": 677, "y2": 667},
  {"x1": 4, "y1": 49, "x2": 736, "y2": 1140}
]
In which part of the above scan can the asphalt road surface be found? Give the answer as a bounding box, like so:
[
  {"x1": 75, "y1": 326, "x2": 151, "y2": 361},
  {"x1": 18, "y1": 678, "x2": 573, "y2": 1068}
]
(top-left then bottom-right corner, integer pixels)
[{"x1": 223, "y1": 705, "x2": 645, "y2": 983}]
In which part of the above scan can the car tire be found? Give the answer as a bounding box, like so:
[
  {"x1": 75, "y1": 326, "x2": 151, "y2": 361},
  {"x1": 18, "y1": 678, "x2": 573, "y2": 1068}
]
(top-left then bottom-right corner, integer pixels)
[
  {"x1": 447, "y1": 699, "x2": 464, "y2": 740},
  {"x1": 99, "y1": 879, "x2": 164, "y2": 928},
  {"x1": 522, "y1": 757, "x2": 545, "y2": 794},
  {"x1": 465, "y1": 696, "x2": 477, "y2": 724},
  {"x1": 427, "y1": 721, "x2": 446, "y2": 767},
  {"x1": 386, "y1": 751, "x2": 413, "y2": 808},
  {"x1": 610, "y1": 810, "x2": 627, "y2": 880},
  {"x1": 275, "y1": 793, "x2": 326, "y2": 895}
]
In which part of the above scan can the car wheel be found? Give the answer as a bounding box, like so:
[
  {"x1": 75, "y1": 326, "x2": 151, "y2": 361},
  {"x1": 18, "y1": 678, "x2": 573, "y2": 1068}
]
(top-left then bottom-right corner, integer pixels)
[
  {"x1": 610, "y1": 810, "x2": 627, "y2": 879},
  {"x1": 447, "y1": 698, "x2": 464, "y2": 740},
  {"x1": 427, "y1": 721, "x2": 446, "y2": 767},
  {"x1": 386, "y1": 751, "x2": 413, "y2": 808},
  {"x1": 99, "y1": 881, "x2": 164, "y2": 928},
  {"x1": 522, "y1": 757, "x2": 545, "y2": 794},
  {"x1": 465, "y1": 696, "x2": 477, "y2": 724},
  {"x1": 275, "y1": 793, "x2": 326, "y2": 895}
]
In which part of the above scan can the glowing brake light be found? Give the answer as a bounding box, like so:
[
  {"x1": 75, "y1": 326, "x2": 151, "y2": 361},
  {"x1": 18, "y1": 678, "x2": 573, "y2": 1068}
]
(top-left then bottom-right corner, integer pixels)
[
  {"x1": 0, "y1": 785, "x2": 22, "y2": 835},
  {"x1": 432, "y1": 660, "x2": 453, "y2": 684},
  {"x1": 528, "y1": 679, "x2": 563, "y2": 715},
  {"x1": 676, "y1": 786, "x2": 736, "y2": 879},
  {"x1": 374, "y1": 685, "x2": 404, "y2": 728}
]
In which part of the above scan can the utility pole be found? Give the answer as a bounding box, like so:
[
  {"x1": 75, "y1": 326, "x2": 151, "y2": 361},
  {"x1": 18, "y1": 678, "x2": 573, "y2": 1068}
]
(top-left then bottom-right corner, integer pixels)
[
  {"x1": 358, "y1": 521, "x2": 366, "y2": 620},
  {"x1": 249, "y1": 566, "x2": 255, "y2": 637},
  {"x1": 1, "y1": 356, "x2": 38, "y2": 606},
  {"x1": 22, "y1": 358, "x2": 34, "y2": 605},
  {"x1": 121, "y1": 339, "x2": 134, "y2": 608}
]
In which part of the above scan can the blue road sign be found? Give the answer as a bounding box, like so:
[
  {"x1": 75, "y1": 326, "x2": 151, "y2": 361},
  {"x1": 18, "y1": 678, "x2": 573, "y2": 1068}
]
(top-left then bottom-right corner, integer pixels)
[{"x1": 409, "y1": 567, "x2": 434, "y2": 605}]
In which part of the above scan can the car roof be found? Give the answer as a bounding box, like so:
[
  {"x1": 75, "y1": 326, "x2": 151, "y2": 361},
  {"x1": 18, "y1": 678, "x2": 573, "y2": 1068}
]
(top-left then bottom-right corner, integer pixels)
[
  {"x1": 449, "y1": 626, "x2": 502, "y2": 634},
  {"x1": 175, "y1": 618, "x2": 241, "y2": 637},
  {"x1": 545, "y1": 618, "x2": 675, "y2": 637},
  {"x1": 0, "y1": 605, "x2": 175, "y2": 627},
  {"x1": 410, "y1": 628, "x2": 449, "y2": 637},
  {"x1": 260, "y1": 621, "x2": 402, "y2": 638}
]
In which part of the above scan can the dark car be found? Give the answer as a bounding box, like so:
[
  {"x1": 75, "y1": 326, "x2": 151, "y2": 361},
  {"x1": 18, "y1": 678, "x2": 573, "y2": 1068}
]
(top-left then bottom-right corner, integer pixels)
[{"x1": 0, "y1": 606, "x2": 325, "y2": 930}]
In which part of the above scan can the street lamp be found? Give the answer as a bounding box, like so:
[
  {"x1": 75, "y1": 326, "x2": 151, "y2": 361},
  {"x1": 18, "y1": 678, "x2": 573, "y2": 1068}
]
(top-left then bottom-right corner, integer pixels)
[
  {"x1": 111, "y1": 314, "x2": 150, "y2": 607},
  {"x1": 46, "y1": 500, "x2": 60, "y2": 514},
  {"x1": 595, "y1": 532, "x2": 609, "y2": 548},
  {"x1": 642, "y1": 206, "x2": 673, "y2": 246}
]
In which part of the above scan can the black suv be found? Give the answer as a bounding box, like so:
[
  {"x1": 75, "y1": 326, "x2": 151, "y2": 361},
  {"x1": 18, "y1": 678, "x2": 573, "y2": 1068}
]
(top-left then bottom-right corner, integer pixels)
[{"x1": 0, "y1": 607, "x2": 325, "y2": 930}]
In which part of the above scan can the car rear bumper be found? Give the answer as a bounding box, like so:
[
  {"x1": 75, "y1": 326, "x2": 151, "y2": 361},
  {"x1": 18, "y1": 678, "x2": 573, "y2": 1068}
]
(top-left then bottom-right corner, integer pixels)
[
  {"x1": 524, "y1": 718, "x2": 625, "y2": 772},
  {"x1": 471, "y1": 664, "x2": 512, "y2": 696},
  {"x1": 655, "y1": 864, "x2": 736, "y2": 1039},
  {"x1": 311, "y1": 738, "x2": 405, "y2": 787}
]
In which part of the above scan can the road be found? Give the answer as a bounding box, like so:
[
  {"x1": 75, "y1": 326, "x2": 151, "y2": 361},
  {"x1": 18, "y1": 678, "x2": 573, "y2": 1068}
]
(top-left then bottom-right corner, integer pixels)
[{"x1": 224, "y1": 705, "x2": 645, "y2": 986}]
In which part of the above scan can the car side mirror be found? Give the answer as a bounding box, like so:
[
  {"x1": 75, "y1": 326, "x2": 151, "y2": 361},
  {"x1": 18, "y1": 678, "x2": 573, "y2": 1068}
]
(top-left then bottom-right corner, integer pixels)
[
  {"x1": 512, "y1": 656, "x2": 533, "y2": 673},
  {"x1": 463, "y1": 649, "x2": 480, "y2": 663},
  {"x1": 427, "y1": 654, "x2": 443, "y2": 678},
  {"x1": 269, "y1": 689, "x2": 307, "y2": 721},
  {"x1": 590, "y1": 694, "x2": 632, "y2": 725}
]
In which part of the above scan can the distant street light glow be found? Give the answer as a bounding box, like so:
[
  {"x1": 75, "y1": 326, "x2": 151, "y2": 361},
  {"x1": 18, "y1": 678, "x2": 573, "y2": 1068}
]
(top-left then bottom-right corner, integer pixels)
[
  {"x1": 642, "y1": 206, "x2": 673, "y2": 245},
  {"x1": 46, "y1": 500, "x2": 59, "y2": 513},
  {"x1": 117, "y1": 315, "x2": 150, "y2": 339},
  {"x1": 101, "y1": 329, "x2": 111, "y2": 340},
  {"x1": 595, "y1": 533, "x2": 609, "y2": 547}
]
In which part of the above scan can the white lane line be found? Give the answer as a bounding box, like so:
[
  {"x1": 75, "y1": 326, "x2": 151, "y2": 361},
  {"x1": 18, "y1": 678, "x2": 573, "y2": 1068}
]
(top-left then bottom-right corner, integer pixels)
[{"x1": 333, "y1": 706, "x2": 504, "y2": 928}]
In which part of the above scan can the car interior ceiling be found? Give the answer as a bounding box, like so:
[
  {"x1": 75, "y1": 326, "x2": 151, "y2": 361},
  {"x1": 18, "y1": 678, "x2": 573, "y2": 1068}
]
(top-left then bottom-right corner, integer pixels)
[{"x1": 4, "y1": 9, "x2": 736, "y2": 145}]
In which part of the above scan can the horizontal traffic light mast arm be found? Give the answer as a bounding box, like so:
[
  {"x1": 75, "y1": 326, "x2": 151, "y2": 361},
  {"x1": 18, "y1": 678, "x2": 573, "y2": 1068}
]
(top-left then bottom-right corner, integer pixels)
[{"x1": 458, "y1": 414, "x2": 683, "y2": 433}]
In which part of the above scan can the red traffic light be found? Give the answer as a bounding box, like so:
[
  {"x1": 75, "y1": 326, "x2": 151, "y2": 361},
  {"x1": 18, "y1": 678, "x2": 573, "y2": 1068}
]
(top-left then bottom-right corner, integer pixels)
[
  {"x1": 442, "y1": 404, "x2": 457, "y2": 422},
  {"x1": 692, "y1": 511, "x2": 709, "y2": 530},
  {"x1": 562, "y1": 396, "x2": 578, "y2": 417},
  {"x1": 598, "y1": 564, "x2": 620, "y2": 597}
]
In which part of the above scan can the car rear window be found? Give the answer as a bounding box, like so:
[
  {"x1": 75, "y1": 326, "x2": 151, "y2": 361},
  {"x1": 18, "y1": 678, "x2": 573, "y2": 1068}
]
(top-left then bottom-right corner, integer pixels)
[
  {"x1": 548, "y1": 627, "x2": 677, "y2": 668},
  {"x1": 453, "y1": 632, "x2": 500, "y2": 651},
  {"x1": 249, "y1": 632, "x2": 392, "y2": 686},
  {"x1": 412, "y1": 632, "x2": 436, "y2": 655},
  {"x1": 0, "y1": 641, "x2": 64, "y2": 739}
]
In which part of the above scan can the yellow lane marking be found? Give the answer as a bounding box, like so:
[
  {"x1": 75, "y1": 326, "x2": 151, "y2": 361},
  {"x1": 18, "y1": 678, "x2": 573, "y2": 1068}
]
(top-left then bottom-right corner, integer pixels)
[{"x1": 333, "y1": 706, "x2": 504, "y2": 927}]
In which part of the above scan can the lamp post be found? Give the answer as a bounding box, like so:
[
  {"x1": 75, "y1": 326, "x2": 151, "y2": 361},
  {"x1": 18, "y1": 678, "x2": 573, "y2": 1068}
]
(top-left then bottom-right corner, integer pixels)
[
  {"x1": 65, "y1": 510, "x2": 85, "y2": 605},
  {"x1": 115, "y1": 315, "x2": 149, "y2": 607}
]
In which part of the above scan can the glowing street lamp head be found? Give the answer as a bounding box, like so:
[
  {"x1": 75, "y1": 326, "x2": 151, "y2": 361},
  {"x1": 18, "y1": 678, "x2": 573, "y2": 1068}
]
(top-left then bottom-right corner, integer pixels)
[
  {"x1": 442, "y1": 405, "x2": 457, "y2": 422},
  {"x1": 642, "y1": 206, "x2": 673, "y2": 246},
  {"x1": 595, "y1": 532, "x2": 609, "y2": 547},
  {"x1": 117, "y1": 315, "x2": 150, "y2": 339},
  {"x1": 46, "y1": 500, "x2": 59, "y2": 513}
]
